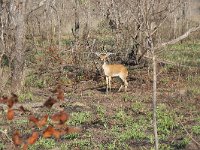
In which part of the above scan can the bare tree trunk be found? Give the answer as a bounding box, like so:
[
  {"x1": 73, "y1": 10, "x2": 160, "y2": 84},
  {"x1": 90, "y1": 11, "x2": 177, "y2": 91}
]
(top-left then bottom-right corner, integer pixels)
[
  {"x1": 0, "y1": 0, "x2": 4, "y2": 62},
  {"x1": 147, "y1": 33, "x2": 159, "y2": 150},
  {"x1": 152, "y1": 53, "x2": 159, "y2": 150},
  {"x1": 10, "y1": 0, "x2": 27, "y2": 93},
  {"x1": 173, "y1": 16, "x2": 177, "y2": 38},
  {"x1": 71, "y1": 0, "x2": 80, "y2": 65}
]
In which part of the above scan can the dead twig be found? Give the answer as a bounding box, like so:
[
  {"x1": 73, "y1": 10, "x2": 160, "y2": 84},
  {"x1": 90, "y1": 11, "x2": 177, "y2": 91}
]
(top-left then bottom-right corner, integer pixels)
[
  {"x1": 154, "y1": 25, "x2": 200, "y2": 50},
  {"x1": 0, "y1": 129, "x2": 14, "y2": 145},
  {"x1": 180, "y1": 122, "x2": 200, "y2": 146},
  {"x1": 144, "y1": 55, "x2": 200, "y2": 69}
]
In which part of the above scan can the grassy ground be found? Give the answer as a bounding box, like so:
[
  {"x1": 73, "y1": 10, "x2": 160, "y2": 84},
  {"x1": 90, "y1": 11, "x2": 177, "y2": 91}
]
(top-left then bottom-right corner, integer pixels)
[
  {"x1": 160, "y1": 41, "x2": 200, "y2": 67},
  {"x1": 0, "y1": 42, "x2": 200, "y2": 150}
]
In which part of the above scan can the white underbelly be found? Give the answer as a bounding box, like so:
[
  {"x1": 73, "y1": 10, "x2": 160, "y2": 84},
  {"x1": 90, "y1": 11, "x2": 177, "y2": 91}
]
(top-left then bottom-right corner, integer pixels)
[
  {"x1": 111, "y1": 73, "x2": 120, "y2": 77},
  {"x1": 105, "y1": 73, "x2": 120, "y2": 77}
]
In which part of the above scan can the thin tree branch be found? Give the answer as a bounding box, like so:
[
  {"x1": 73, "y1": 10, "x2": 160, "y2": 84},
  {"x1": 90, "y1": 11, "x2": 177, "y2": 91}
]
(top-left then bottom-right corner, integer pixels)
[
  {"x1": 0, "y1": 129, "x2": 14, "y2": 145},
  {"x1": 27, "y1": 0, "x2": 48, "y2": 16},
  {"x1": 154, "y1": 25, "x2": 200, "y2": 50},
  {"x1": 152, "y1": 54, "x2": 159, "y2": 150},
  {"x1": 180, "y1": 122, "x2": 200, "y2": 146},
  {"x1": 144, "y1": 55, "x2": 200, "y2": 69}
]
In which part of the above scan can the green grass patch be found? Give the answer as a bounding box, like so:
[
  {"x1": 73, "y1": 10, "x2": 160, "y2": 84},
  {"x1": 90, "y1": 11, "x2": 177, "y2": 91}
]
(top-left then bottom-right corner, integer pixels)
[
  {"x1": 28, "y1": 138, "x2": 56, "y2": 150},
  {"x1": 188, "y1": 86, "x2": 200, "y2": 95},
  {"x1": 18, "y1": 92, "x2": 34, "y2": 102},
  {"x1": 157, "y1": 104, "x2": 178, "y2": 140},
  {"x1": 171, "y1": 137, "x2": 190, "y2": 150},
  {"x1": 192, "y1": 125, "x2": 200, "y2": 135},
  {"x1": 122, "y1": 94, "x2": 137, "y2": 102},
  {"x1": 0, "y1": 142, "x2": 5, "y2": 150},
  {"x1": 132, "y1": 101, "x2": 146, "y2": 113},
  {"x1": 61, "y1": 39, "x2": 73, "y2": 46},
  {"x1": 117, "y1": 123, "x2": 146, "y2": 142},
  {"x1": 98, "y1": 140, "x2": 130, "y2": 150},
  {"x1": 25, "y1": 73, "x2": 46, "y2": 88},
  {"x1": 96, "y1": 105, "x2": 106, "y2": 121},
  {"x1": 62, "y1": 133, "x2": 79, "y2": 140},
  {"x1": 160, "y1": 42, "x2": 200, "y2": 67},
  {"x1": 15, "y1": 119, "x2": 28, "y2": 125},
  {"x1": 186, "y1": 75, "x2": 200, "y2": 85},
  {"x1": 66, "y1": 139, "x2": 92, "y2": 150},
  {"x1": 111, "y1": 108, "x2": 149, "y2": 143},
  {"x1": 69, "y1": 111, "x2": 91, "y2": 126}
]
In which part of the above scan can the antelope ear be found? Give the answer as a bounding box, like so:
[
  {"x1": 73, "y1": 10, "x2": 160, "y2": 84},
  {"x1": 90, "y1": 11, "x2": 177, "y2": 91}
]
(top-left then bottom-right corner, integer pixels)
[
  {"x1": 95, "y1": 52, "x2": 100, "y2": 56},
  {"x1": 106, "y1": 52, "x2": 115, "y2": 56}
]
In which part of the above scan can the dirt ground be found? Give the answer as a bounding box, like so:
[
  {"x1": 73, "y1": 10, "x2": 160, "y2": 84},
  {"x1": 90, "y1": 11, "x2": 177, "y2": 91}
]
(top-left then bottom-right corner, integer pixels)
[{"x1": 0, "y1": 66, "x2": 200, "y2": 150}]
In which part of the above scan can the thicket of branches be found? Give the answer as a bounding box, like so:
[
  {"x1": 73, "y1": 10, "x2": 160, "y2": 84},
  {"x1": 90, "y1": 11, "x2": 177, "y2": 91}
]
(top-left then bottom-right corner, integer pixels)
[{"x1": 0, "y1": 0, "x2": 200, "y2": 93}]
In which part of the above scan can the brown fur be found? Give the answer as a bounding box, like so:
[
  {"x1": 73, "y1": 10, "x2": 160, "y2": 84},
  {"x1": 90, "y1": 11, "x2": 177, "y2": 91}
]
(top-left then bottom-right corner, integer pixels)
[{"x1": 96, "y1": 53, "x2": 128, "y2": 93}]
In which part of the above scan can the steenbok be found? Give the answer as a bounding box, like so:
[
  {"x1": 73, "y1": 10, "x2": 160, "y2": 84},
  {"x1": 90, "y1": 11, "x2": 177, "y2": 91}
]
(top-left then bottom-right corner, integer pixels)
[{"x1": 95, "y1": 52, "x2": 128, "y2": 93}]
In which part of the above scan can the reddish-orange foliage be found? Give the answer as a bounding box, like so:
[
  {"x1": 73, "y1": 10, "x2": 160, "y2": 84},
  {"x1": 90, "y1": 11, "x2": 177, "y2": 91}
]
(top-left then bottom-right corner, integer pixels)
[
  {"x1": 0, "y1": 96, "x2": 8, "y2": 103},
  {"x1": 57, "y1": 89, "x2": 64, "y2": 101},
  {"x1": 12, "y1": 131, "x2": 22, "y2": 146},
  {"x1": 0, "y1": 93, "x2": 18, "y2": 107},
  {"x1": 29, "y1": 115, "x2": 39, "y2": 124},
  {"x1": 22, "y1": 144, "x2": 28, "y2": 150},
  {"x1": 7, "y1": 93, "x2": 18, "y2": 108},
  {"x1": 52, "y1": 129, "x2": 61, "y2": 139},
  {"x1": 27, "y1": 132, "x2": 39, "y2": 145},
  {"x1": 29, "y1": 115, "x2": 48, "y2": 128},
  {"x1": 43, "y1": 126, "x2": 54, "y2": 138},
  {"x1": 51, "y1": 85, "x2": 65, "y2": 101},
  {"x1": 7, "y1": 109, "x2": 14, "y2": 120},
  {"x1": 43, "y1": 97, "x2": 57, "y2": 108},
  {"x1": 0, "y1": 90, "x2": 82, "y2": 149},
  {"x1": 43, "y1": 126, "x2": 61, "y2": 139},
  {"x1": 56, "y1": 126, "x2": 81, "y2": 138},
  {"x1": 7, "y1": 99, "x2": 15, "y2": 108},
  {"x1": 64, "y1": 126, "x2": 81, "y2": 134},
  {"x1": 51, "y1": 110, "x2": 69, "y2": 124},
  {"x1": 19, "y1": 105, "x2": 31, "y2": 114},
  {"x1": 37, "y1": 115, "x2": 48, "y2": 128},
  {"x1": 10, "y1": 93, "x2": 18, "y2": 102},
  {"x1": 47, "y1": 46, "x2": 63, "y2": 64},
  {"x1": 56, "y1": 85, "x2": 65, "y2": 101}
]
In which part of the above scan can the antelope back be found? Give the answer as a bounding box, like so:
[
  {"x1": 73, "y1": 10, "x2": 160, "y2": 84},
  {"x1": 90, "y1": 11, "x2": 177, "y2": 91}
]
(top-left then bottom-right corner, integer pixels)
[{"x1": 104, "y1": 64, "x2": 128, "y2": 77}]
